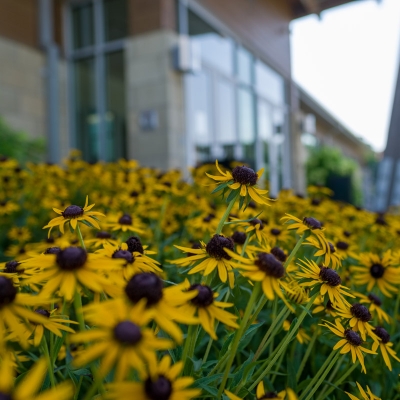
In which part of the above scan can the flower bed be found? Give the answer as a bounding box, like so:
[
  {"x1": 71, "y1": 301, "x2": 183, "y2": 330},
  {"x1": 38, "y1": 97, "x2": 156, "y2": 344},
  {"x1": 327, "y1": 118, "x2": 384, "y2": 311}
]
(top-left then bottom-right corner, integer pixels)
[{"x1": 0, "y1": 153, "x2": 399, "y2": 399}]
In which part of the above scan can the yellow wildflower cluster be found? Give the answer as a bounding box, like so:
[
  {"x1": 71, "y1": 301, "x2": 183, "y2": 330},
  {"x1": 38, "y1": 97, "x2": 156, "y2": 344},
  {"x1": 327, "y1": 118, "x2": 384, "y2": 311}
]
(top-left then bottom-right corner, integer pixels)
[{"x1": 0, "y1": 154, "x2": 399, "y2": 399}]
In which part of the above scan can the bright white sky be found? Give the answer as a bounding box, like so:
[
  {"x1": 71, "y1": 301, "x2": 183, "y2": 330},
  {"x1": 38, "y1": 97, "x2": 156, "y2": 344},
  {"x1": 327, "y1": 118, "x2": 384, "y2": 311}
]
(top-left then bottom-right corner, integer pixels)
[{"x1": 290, "y1": 0, "x2": 400, "y2": 152}]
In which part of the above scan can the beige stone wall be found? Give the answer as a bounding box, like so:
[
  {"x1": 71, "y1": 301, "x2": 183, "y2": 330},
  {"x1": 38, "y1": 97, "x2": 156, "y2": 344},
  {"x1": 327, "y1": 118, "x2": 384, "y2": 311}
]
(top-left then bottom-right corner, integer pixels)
[
  {"x1": 0, "y1": 36, "x2": 46, "y2": 139},
  {"x1": 125, "y1": 31, "x2": 186, "y2": 171},
  {"x1": 0, "y1": 36, "x2": 70, "y2": 160}
]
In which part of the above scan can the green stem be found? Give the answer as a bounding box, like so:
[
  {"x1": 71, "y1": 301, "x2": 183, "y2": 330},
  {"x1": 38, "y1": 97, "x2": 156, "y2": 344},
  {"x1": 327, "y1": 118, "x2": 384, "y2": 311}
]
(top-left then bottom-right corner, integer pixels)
[
  {"x1": 296, "y1": 328, "x2": 319, "y2": 381},
  {"x1": 41, "y1": 336, "x2": 56, "y2": 388},
  {"x1": 245, "y1": 296, "x2": 268, "y2": 331},
  {"x1": 82, "y1": 366, "x2": 106, "y2": 400},
  {"x1": 284, "y1": 232, "x2": 309, "y2": 269},
  {"x1": 73, "y1": 290, "x2": 86, "y2": 332},
  {"x1": 74, "y1": 376, "x2": 84, "y2": 400},
  {"x1": 301, "y1": 351, "x2": 341, "y2": 400},
  {"x1": 270, "y1": 349, "x2": 285, "y2": 384},
  {"x1": 248, "y1": 292, "x2": 318, "y2": 392},
  {"x1": 76, "y1": 224, "x2": 86, "y2": 250},
  {"x1": 322, "y1": 360, "x2": 359, "y2": 398},
  {"x1": 216, "y1": 193, "x2": 239, "y2": 235},
  {"x1": 217, "y1": 282, "x2": 261, "y2": 398},
  {"x1": 181, "y1": 325, "x2": 197, "y2": 375},
  {"x1": 316, "y1": 354, "x2": 345, "y2": 400},
  {"x1": 253, "y1": 306, "x2": 290, "y2": 361},
  {"x1": 202, "y1": 290, "x2": 230, "y2": 367}
]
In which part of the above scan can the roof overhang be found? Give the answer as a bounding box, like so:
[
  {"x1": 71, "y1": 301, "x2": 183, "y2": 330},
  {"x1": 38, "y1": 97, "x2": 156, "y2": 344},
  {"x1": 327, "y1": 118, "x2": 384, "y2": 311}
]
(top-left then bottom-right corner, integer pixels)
[{"x1": 290, "y1": 0, "x2": 358, "y2": 19}]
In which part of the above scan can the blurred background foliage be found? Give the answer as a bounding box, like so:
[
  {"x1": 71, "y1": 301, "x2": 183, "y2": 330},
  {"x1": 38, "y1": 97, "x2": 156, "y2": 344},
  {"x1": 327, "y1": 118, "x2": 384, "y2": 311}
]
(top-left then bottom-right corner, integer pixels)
[
  {"x1": 305, "y1": 146, "x2": 363, "y2": 205},
  {"x1": 0, "y1": 117, "x2": 46, "y2": 164}
]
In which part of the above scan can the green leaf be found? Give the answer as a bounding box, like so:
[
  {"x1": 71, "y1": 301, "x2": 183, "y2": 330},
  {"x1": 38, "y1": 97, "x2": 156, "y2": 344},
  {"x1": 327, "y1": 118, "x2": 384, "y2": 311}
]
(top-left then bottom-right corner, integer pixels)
[
  {"x1": 211, "y1": 182, "x2": 229, "y2": 194},
  {"x1": 226, "y1": 188, "x2": 239, "y2": 203},
  {"x1": 71, "y1": 368, "x2": 91, "y2": 376},
  {"x1": 286, "y1": 354, "x2": 297, "y2": 391},
  {"x1": 69, "y1": 223, "x2": 75, "y2": 234},
  {"x1": 231, "y1": 351, "x2": 255, "y2": 387}
]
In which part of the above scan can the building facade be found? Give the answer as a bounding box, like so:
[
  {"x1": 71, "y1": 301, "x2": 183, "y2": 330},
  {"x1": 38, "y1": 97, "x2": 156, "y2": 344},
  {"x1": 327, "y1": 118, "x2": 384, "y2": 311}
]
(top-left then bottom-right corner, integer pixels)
[{"x1": 0, "y1": 0, "x2": 367, "y2": 197}]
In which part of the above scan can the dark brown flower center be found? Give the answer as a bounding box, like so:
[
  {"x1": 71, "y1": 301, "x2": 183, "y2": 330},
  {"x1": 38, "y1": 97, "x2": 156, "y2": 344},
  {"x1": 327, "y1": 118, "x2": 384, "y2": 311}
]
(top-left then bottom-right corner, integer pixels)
[
  {"x1": 144, "y1": 376, "x2": 172, "y2": 400},
  {"x1": 231, "y1": 165, "x2": 258, "y2": 186},
  {"x1": 319, "y1": 267, "x2": 341, "y2": 286},
  {"x1": 250, "y1": 218, "x2": 264, "y2": 230},
  {"x1": 189, "y1": 284, "x2": 214, "y2": 307},
  {"x1": 113, "y1": 321, "x2": 142, "y2": 345},
  {"x1": 35, "y1": 309, "x2": 51, "y2": 318},
  {"x1": 118, "y1": 214, "x2": 132, "y2": 225},
  {"x1": 303, "y1": 217, "x2": 322, "y2": 229},
  {"x1": 328, "y1": 242, "x2": 336, "y2": 253},
  {"x1": 344, "y1": 329, "x2": 362, "y2": 346},
  {"x1": 258, "y1": 392, "x2": 278, "y2": 399},
  {"x1": 62, "y1": 205, "x2": 84, "y2": 219},
  {"x1": 126, "y1": 236, "x2": 144, "y2": 254},
  {"x1": 96, "y1": 231, "x2": 112, "y2": 239},
  {"x1": 336, "y1": 241, "x2": 349, "y2": 250},
  {"x1": 343, "y1": 230, "x2": 351, "y2": 238},
  {"x1": 56, "y1": 247, "x2": 87, "y2": 271},
  {"x1": 231, "y1": 231, "x2": 246, "y2": 245},
  {"x1": 4, "y1": 260, "x2": 20, "y2": 274},
  {"x1": 374, "y1": 326, "x2": 390, "y2": 344},
  {"x1": 0, "y1": 277, "x2": 17, "y2": 306},
  {"x1": 370, "y1": 263, "x2": 384, "y2": 279},
  {"x1": 205, "y1": 235, "x2": 234, "y2": 260},
  {"x1": 255, "y1": 253, "x2": 285, "y2": 278},
  {"x1": 44, "y1": 247, "x2": 61, "y2": 255},
  {"x1": 0, "y1": 393, "x2": 13, "y2": 400},
  {"x1": 112, "y1": 250, "x2": 134, "y2": 264},
  {"x1": 203, "y1": 213, "x2": 215, "y2": 223},
  {"x1": 270, "y1": 228, "x2": 281, "y2": 236},
  {"x1": 271, "y1": 247, "x2": 287, "y2": 262},
  {"x1": 350, "y1": 303, "x2": 371, "y2": 322},
  {"x1": 124, "y1": 273, "x2": 163, "y2": 306},
  {"x1": 367, "y1": 293, "x2": 382, "y2": 306}
]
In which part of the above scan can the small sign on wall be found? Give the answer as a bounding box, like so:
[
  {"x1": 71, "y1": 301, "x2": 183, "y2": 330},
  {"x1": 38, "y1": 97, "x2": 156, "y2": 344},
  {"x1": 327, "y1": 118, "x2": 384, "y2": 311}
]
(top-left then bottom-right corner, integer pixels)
[{"x1": 139, "y1": 110, "x2": 159, "y2": 131}]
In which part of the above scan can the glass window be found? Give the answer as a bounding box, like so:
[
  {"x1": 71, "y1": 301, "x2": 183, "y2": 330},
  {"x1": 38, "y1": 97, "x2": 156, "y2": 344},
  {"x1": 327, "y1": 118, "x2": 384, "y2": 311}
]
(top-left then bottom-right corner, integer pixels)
[
  {"x1": 238, "y1": 88, "x2": 255, "y2": 167},
  {"x1": 188, "y1": 10, "x2": 234, "y2": 75},
  {"x1": 105, "y1": 51, "x2": 126, "y2": 160},
  {"x1": 104, "y1": 0, "x2": 128, "y2": 41},
  {"x1": 215, "y1": 79, "x2": 236, "y2": 161},
  {"x1": 72, "y1": 3, "x2": 94, "y2": 49},
  {"x1": 74, "y1": 58, "x2": 97, "y2": 162},
  {"x1": 237, "y1": 47, "x2": 253, "y2": 85},
  {"x1": 255, "y1": 60, "x2": 285, "y2": 105}
]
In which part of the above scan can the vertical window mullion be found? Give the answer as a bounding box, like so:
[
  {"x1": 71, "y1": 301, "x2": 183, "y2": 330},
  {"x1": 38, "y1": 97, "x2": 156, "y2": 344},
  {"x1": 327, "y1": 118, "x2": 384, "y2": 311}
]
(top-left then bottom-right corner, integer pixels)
[{"x1": 94, "y1": 0, "x2": 107, "y2": 161}]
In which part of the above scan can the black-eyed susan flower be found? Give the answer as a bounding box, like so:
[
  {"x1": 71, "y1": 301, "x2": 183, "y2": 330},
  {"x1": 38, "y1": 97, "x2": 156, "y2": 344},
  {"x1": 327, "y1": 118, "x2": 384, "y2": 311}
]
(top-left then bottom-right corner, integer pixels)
[
  {"x1": 85, "y1": 231, "x2": 118, "y2": 249},
  {"x1": 350, "y1": 252, "x2": 400, "y2": 297},
  {"x1": 178, "y1": 284, "x2": 238, "y2": 339},
  {"x1": 0, "y1": 260, "x2": 37, "y2": 286},
  {"x1": 70, "y1": 298, "x2": 173, "y2": 379},
  {"x1": 336, "y1": 303, "x2": 378, "y2": 341},
  {"x1": 281, "y1": 214, "x2": 330, "y2": 254},
  {"x1": 0, "y1": 353, "x2": 73, "y2": 400},
  {"x1": 226, "y1": 249, "x2": 291, "y2": 307},
  {"x1": 371, "y1": 326, "x2": 400, "y2": 371},
  {"x1": 303, "y1": 236, "x2": 343, "y2": 269},
  {"x1": 113, "y1": 273, "x2": 199, "y2": 343},
  {"x1": 22, "y1": 247, "x2": 124, "y2": 300},
  {"x1": 233, "y1": 217, "x2": 269, "y2": 245},
  {"x1": 0, "y1": 277, "x2": 52, "y2": 347},
  {"x1": 106, "y1": 212, "x2": 145, "y2": 234},
  {"x1": 18, "y1": 308, "x2": 77, "y2": 347},
  {"x1": 321, "y1": 319, "x2": 376, "y2": 373},
  {"x1": 345, "y1": 381, "x2": 381, "y2": 400},
  {"x1": 206, "y1": 160, "x2": 271, "y2": 207},
  {"x1": 43, "y1": 195, "x2": 104, "y2": 237},
  {"x1": 171, "y1": 235, "x2": 237, "y2": 288},
  {"x1": 105, "y1": 354, "x2": 201, "y2": 400},
  {"x1": 357, "y1": 292, "x2": 391, "y2": 324},
  {"x1": 97, "y1": 242, "x2": 162, "y2": 281},
  {"x1": 296, "y1": 259, "x2": 354, "y2": 309},
  {"x1": 7, "y1": 227, "x2": 31, "y2": 243}
]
